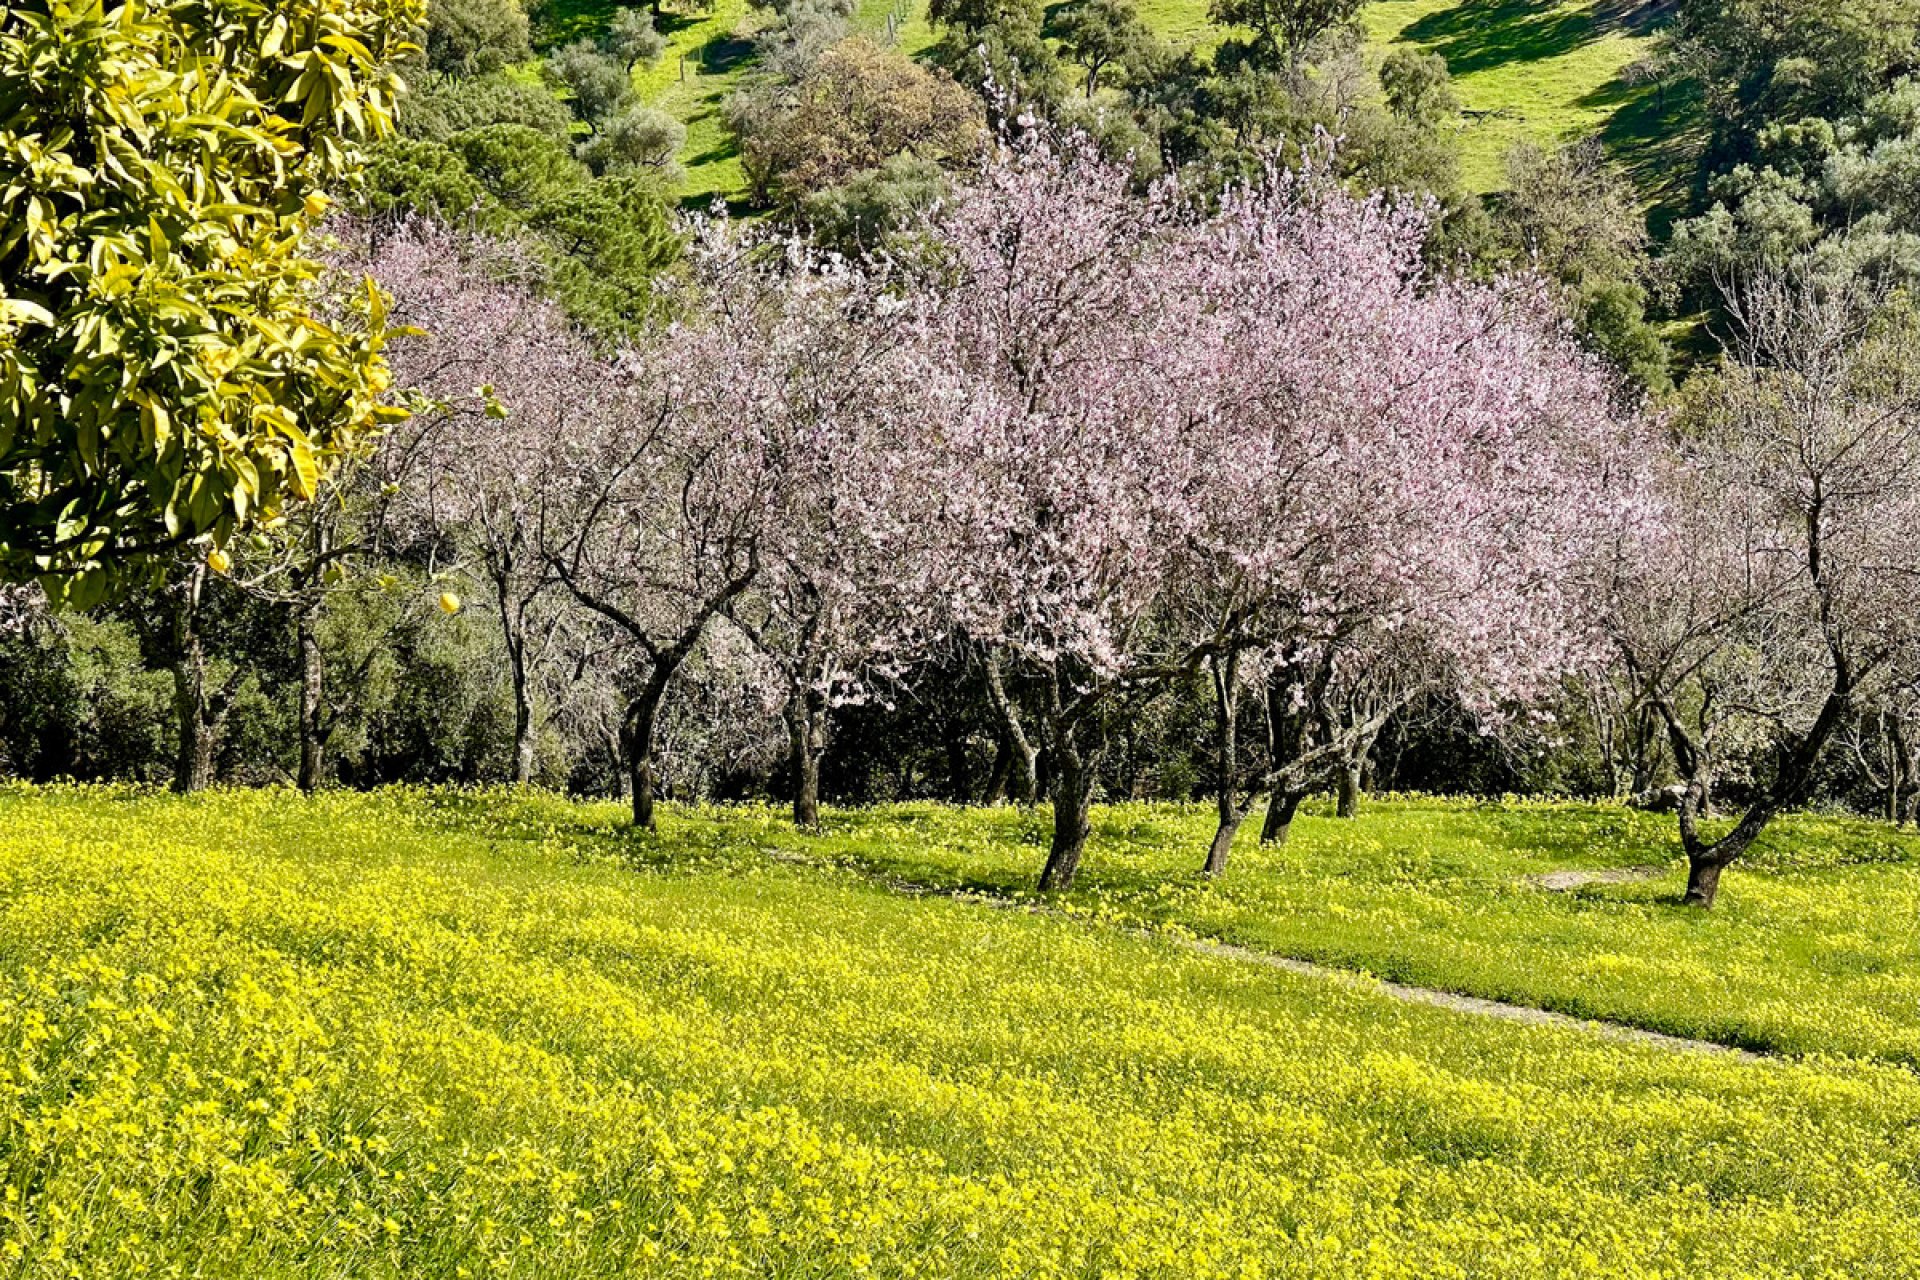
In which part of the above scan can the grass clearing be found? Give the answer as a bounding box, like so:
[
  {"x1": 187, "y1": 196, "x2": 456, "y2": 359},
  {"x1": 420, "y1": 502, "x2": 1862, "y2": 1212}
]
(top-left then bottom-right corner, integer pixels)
[
  {"x1": 1364, "y1": 0, "x2": 1668, "y2": 190},
  {"x1": 535, "y1": 0, "x2": 1692, "y2": 206},
  {"x1": 537, "y1": 0, "x2": 942, "y2": 207},
  {"x1": 2, "y1": 786, "x2": 1920, "y2": 1275}
]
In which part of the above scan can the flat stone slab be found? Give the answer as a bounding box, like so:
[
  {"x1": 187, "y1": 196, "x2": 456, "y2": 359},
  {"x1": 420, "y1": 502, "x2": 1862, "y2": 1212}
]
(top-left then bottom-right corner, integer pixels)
[{"x1": 1526, "y1": 865, "x2": 1669, "y2": 891}]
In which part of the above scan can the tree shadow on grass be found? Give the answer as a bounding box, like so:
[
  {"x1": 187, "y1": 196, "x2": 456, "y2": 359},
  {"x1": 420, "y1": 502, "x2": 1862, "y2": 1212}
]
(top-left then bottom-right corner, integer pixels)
[
  {"x1": 690, "y1": 32, "x2": 758, "y2": 75},
  {"x1": 1578, "y1": 72, "x2": 1706, "y2": 233},
  {"x1": 1399, "y1": 0, "x2": 1598, "y2": 77},
  {"x1": 535, "y1": 0, "x2": 713, "y2": 49}
]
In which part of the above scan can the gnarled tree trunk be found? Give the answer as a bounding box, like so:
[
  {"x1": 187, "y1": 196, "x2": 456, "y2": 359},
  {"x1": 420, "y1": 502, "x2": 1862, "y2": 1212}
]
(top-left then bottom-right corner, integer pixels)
[
  {"x1": 982, "y1": 727, "x2": 1014, "y2": 806},
  {"x1": 1258, "y1": 663, "x2": 1319, "y2": 846},
  {"x1": 1038, "y1": 722, "x2": 1096, "y2": 891},
  {"x1": 1204, "y1": 649, "x2": 1245, "y2": 877},
  {"x1": 620, "y1": 674, "x2": 671, "y2": 831},
  {"x1": 784, "y1": 689, "x2": 827, "y2": 829},
  {"x1": 1335, "y1": 760, "x2": 1363, "y2": 818},
  {"x1": 984, "y1": 650, "x2": 1039, "y2": 806},
  {"x1": 1260, "y1": 790, "x2": 1303, "y2": 845},
  {"x1": 1662, "y1": 679, "x2": 1853, "y2": 908}
]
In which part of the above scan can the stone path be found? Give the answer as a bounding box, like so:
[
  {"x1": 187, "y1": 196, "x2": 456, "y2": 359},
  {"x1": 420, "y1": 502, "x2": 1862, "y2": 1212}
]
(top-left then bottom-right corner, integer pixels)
[{"x1": 1177, "y1": 936, "x2": 1766, "y2": 1060}]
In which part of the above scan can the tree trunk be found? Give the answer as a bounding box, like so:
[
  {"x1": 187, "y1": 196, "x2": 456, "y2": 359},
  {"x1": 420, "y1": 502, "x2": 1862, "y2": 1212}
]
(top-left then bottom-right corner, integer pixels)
[
  {"x1": 1258, "y1": 664, "x2": 1313, "y2": 846},
  {"x1": 1888, "y1": 717, "x2": 1912, "y2": 826},
  {"x1": 296, "y1": 604, "x2": 326, "y2": 793},
  {"x1": 1335, "y1": 759, "x2": 1363, "y2": 818},
  {"x1": 943, "y1": 714, "x2": 973, "y2": 803},
  {"x1": 628, "y1": 751, "x2": 657, "y2": 830},
  {"x1": 169, "y1": 566, "x2": 218, "y2": 795},
  {"x1": 1682, "y1": 854, "x2": 1728, "y2": 908},
  {"x1": 172, "y1": 667, "x2": 216, "y2": 793},
  {"x1": 1664, "y1": 679, "x2": 1853, "y2": 907},
  {"x1": 982, "y1": 728, "x2": 1013, "y2": 806},
  {"x1": 1627, "y1": 704, "x2": 1661, "y2": 798},
  {"x1": 1006, "y1": 712, "x2": 1038, "y2": 805},
  {"x1": 1038, "y1": 725, "x2": 1096, "y2": 892},
  {"x1": 622, "y1": 678, "x2": 668, "y2": 832},
  {"x1": 498, "y1": 581, "x2": 537, "y2": 787},
  {"x1": 1204, "y1": 650, "x2": 1245, "y2": 877},
  {"x1": 510, "y1": 658, "x2": 535, "y2": 786},
  {"x1": 1260, "y1": 790, "x2": 1302, "y2": 845},
  {"x1": 1205, "y1": 811, "x2": 1244, "y2": 876},
  {"x1": 785, "y1": 691, "x2": 824, "y2": 830}
]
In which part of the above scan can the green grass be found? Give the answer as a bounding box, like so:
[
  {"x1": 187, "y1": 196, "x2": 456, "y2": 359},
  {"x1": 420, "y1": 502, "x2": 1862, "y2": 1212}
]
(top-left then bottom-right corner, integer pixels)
[
  {"x1": 4, "y1": 784, "x2": 1920, "y2": 1275},
  {"x1": 1082, "y1": 0, "x2": 1696, "y2": 205},
  {"x1": 785, "y1": 796, "x2": 1920, "y2": 1063},
  {"x1": 1130, "y1": 0, "x2": 1686, "y2": 195},
  {"x1": 1364, "y1": 0, "x2": 1677, "y2": 192},
  {"x1": 535, "y1": 0, "x2": 1693, "y2": 208}
]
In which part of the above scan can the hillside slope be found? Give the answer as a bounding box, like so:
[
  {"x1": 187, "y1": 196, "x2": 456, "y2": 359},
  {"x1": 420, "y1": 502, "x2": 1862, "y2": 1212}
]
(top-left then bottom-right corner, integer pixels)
[{"x1": 546, "y1": 0, "x2": 1687, "y2": 204}]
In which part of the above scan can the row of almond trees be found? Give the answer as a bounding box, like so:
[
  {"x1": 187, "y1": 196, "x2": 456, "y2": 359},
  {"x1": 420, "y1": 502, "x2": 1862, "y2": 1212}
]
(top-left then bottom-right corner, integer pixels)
[{"x1": 327, "y1": 130, "x2": 1920, "y2": 908}]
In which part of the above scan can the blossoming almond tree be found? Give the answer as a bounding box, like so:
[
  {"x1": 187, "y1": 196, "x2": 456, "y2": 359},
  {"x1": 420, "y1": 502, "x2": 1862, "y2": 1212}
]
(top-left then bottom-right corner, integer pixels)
[
  {"x1": 547, "y1": 229, "x2": 916, "y2": 830},
  {"x1": 908, "y1": 134, "x2": 1214, "y2": 890},
  {"x1": 351, "y1": 219, "x2": 620, "y2": 786},
  {"x1": 718, "y1": 247, "x2": 935, "y2": 829},
  {"x1": 1166, "y1": 168, "x2": 1636, "y2": 874},
  {"x1": 1602, "y1": 273, "x2": 1920, "y2": 907}
]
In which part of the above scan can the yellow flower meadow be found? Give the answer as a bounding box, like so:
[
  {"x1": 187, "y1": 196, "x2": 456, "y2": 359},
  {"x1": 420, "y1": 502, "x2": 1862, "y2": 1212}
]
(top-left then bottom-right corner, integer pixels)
[
  {"x1": 805, "y1": 795, "x2": 1920, "y2": 1063},
  {"x1": 0, "y1": 785, "x2": 1917, "y2": 1277}
]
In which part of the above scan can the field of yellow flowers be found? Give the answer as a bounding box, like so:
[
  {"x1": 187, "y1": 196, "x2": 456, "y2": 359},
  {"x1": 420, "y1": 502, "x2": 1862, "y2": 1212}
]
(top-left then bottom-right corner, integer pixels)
[
  {"x1": 3, "y1": 786, "x2": 1920, "y2": 1277},
  {"x1": 808, "y1": 797, "x2": 1920, "y2": 1063}
]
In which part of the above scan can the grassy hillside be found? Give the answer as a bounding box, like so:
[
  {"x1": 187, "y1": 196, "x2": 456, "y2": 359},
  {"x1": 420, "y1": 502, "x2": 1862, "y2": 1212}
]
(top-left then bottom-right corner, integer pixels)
[
  {"x1": 1363, "y1": 0, "x2": 1693, "y2": 195},
  {"x1": 540, "y1": 0, "x2": 944, "y2": 205},
  {"x1": 4, "y1": 786, "x2": 1920, "y2": 1275},
  {"x1": 1135, "y1": 0, "x2": 1687, "y2": 193},
  {"x1": 540, "y1": 0, "x2": 1691, "y2": 206}
]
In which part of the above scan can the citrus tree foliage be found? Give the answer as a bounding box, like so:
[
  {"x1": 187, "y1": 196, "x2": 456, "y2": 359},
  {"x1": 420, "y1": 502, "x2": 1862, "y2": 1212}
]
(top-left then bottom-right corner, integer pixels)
[{"x1": 0, "y1": 0, "x2": 421, "y2": 602}]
